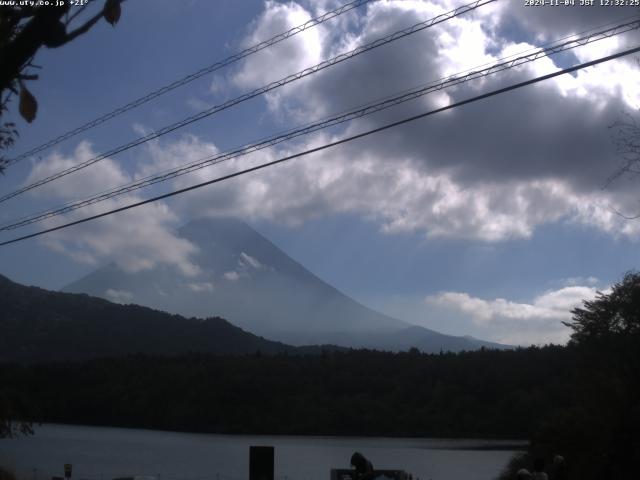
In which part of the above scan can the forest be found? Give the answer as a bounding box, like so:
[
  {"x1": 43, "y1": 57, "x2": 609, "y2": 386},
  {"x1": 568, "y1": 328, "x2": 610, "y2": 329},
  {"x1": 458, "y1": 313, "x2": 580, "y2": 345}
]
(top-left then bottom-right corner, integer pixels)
[{"x1": 0, "y1": 346, "x2": 572, "y2": 438}]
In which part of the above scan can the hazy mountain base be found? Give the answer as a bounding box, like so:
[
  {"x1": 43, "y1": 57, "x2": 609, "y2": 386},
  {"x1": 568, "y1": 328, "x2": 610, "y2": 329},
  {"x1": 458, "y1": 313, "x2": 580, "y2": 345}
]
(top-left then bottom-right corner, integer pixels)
[
  {"x1": 281, "y1": 326, "x2": 508, "y2": 352},
  {"x1": 0, "y1": 273, "x2": 503, "y2": 362},
  {"x1": 63, "y1": 217, "x2": 508, "y2": 353},
  {"x1": 0, "y1": 274, "x2": 340, "y2": 362}
]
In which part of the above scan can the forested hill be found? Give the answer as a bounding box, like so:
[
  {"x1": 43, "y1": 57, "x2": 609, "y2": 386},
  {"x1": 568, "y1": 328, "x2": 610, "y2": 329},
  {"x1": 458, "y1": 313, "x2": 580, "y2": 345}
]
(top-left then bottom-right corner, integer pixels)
[
  {"x1": 0, "y1": 347, "x2": 570, "y2": 439},
  {"x1": 0, "y1": 274, "x2": 330, "y2": 362}
]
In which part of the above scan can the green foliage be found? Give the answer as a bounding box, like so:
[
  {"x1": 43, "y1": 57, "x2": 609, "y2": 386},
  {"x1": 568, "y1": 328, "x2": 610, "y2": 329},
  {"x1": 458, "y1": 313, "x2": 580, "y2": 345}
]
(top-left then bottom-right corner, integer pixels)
[
  {"x1": 0, "y1": 346, "x2": 572, "y2": 439},
  {"x1": 0, "y1": 1, "x2": 124, "y2": 171},
  {"x1": 566, "y1": 271, "x2": 640, "y2": 344},
  {"x1": 498, "y1": 272, "x2": 640, "y2": 479}
]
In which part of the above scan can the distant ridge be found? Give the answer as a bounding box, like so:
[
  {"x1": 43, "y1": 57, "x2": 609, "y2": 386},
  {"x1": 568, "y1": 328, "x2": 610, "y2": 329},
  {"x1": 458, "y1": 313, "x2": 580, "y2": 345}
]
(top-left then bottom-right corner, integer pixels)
[
  {"x1": 0, "y1": 274, "x2": 334, "y2": 362},
  {"x1": 63, "y1": 217, "x2": 510, "y2": 353}
]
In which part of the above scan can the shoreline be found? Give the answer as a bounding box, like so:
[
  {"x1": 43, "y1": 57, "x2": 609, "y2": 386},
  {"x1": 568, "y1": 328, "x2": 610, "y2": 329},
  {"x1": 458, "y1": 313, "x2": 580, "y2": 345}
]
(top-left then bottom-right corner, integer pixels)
[{"x1": 9, "y1": 423, "x2": 529, "y2": 450}]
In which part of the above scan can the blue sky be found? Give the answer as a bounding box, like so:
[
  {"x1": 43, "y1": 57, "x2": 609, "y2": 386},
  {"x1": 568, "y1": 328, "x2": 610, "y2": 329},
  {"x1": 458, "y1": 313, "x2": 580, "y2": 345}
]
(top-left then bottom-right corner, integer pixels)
[{"x1": 1, "y1": 0, "x2": 640, "y2": 345}]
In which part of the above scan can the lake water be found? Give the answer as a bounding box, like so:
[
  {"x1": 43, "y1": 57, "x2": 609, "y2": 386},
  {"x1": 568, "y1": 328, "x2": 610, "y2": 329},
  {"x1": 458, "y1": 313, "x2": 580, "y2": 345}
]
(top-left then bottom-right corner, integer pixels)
[{"x1": 0, "y1": 424, "x2": 525, "y2": 480}]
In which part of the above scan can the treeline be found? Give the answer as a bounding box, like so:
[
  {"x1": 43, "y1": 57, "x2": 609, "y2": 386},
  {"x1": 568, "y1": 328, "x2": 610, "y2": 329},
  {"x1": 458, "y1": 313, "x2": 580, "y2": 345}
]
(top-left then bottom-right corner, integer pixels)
[{"x1": 0, "y1": 346, "x2": 576, "y2": 438}]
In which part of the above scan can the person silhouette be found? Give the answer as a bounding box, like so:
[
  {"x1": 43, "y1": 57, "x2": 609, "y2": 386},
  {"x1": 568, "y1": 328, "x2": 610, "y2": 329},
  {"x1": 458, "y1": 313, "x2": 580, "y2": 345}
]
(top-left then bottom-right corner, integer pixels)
[
  {"x1": 532, "y1": 458, "x2": 548, "y2": 480},
  {"x1": 516, "y1": 469, "x2": 531, "y2": 480},
  {"x1": 350, "y1": 452, "x2": 374, "y2": 480},
  {"x1": 551, "y1": 455, "x2": 567, "y2": 480}
]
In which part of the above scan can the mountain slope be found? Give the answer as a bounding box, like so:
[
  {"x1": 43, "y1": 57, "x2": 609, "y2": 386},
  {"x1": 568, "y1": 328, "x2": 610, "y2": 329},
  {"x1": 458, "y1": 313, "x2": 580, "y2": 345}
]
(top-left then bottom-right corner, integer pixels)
[
  {"x1": 0, "y1": 274, "x2": 320, "y2": 362},
  {"x1": 64, "y1": 217, "x2": 407, "y2": 336},
  {"x1": 63, "y1": 217, "x2": 509, "y2": 352}
]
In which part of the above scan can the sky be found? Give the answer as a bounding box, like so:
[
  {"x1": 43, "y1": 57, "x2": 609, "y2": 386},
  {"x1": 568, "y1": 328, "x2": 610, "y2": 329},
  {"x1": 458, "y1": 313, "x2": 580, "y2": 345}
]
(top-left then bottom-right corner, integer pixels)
[{"x1": 1, "y1": 0, "x2": 640, "y2": 346}]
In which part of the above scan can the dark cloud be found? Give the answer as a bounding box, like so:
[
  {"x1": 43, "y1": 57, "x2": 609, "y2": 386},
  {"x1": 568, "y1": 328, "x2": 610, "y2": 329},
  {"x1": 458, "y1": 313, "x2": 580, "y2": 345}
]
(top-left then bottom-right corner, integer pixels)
[
  {"x1": 499, "y1": 3, "x2": 640, "y2": 41},
  {"x1": 240, "y1": 0, "x2": 640, "y2": 195}
]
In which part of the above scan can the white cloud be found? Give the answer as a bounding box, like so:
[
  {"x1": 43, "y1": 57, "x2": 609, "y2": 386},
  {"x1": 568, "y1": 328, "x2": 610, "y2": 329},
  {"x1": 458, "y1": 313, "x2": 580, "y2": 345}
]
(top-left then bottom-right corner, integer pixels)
[
  {"x1": 561, "y1": 276, "x2": 599, "y2": 287},
  {"x1": 427, "y1": 286, "x2": 598, "y2": 324},
  {"x1": 137, "y1": 133, "x2": 219, "y2": 179},
  {"x1": 209, "y1": 74, "x2": 229, "y2": 96},
  {"x1": 239, "y1": 252, "x2": 263, "y2": 269},
  {"x1": 186, "y1": 97, "x2": 213, "y2": 112},
  {"x1": 221, "y1": 252, "x2": 266, "y2": 282},
  {"x1": 105, "y1": 289, "x2": 134, "y2": 304},
  {"x1": 232, "y1": 1, "x2": 324, "y2": 91},
  {"x1": 223, "y1": 271, "x2": 241, "y2": 281},
  {"x1": 41, "y1": 199, "x2": 201, "y2": 276},
  {"x1": 30, "y1": 144, "x2": 201, "y2": 277},
  {"x1": 25, "y1": 141, "x2": 129, "y2": 200},
  {"x1": 140, "y1": 131, "x2": 640, "y2": 241},
  {"x1": 426, "y1": 284, "x2": 603, "y2": 345},
  {"x1": 187, "y1": 282, "x2": 215, "y2": 293}
]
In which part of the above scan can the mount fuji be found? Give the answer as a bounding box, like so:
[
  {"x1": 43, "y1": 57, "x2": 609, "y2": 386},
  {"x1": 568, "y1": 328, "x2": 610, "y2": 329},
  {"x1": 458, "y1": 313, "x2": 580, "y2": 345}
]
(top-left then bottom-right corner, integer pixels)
[{"x1": 63, "y1": 217, "x2": 507, "y2": 352}]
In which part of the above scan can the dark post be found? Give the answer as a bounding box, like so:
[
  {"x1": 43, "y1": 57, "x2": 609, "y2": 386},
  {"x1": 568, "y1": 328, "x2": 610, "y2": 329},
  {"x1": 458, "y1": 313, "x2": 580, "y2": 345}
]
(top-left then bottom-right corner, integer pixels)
[{"x1": 249, "y1": 446, "x2": 274, "y2": 480}]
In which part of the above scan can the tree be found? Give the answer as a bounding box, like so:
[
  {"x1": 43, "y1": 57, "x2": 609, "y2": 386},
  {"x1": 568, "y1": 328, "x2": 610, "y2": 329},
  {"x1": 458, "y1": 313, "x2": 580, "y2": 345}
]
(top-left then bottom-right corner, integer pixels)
[
  {"x1": 0, "y1": 0, "x2": 124, "y2": 173},
  {"x1": 565, "y1": 271, "x2": 640, "y2": 344},
  {"x1": 550, "y1": 272, "x2": 640, "y2": 479},
  {"x1": 0, "y1": 386, "x2": 35, "y2": 439}
]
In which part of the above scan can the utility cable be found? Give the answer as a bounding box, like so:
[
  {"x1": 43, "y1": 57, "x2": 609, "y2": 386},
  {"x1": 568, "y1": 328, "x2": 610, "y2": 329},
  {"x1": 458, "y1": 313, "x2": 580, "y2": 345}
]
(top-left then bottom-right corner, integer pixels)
[
  {"x1": 0, "y1": 0, "x2": 495, "y2": 204},
  {"x1": 1, "y1": 43, "x2": 638, "y2": 247},
  {"x1": 2, "y1": 16, "x2": 637, "y2": 231},
  {"x1": 4, "y1": 0, "x2": 375, "y2": 167}
]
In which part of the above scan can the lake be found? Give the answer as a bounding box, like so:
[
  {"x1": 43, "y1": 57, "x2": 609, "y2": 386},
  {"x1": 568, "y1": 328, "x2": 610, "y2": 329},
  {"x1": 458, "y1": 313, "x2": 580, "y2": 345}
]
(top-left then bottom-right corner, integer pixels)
[{"x1": 0, "y1": 424, "x2": 525, "y2": 480}]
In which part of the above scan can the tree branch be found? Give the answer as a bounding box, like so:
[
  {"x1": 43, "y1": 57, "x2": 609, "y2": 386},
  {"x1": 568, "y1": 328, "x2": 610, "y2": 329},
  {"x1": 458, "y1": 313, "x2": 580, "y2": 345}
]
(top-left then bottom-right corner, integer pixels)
[
  {"x1": 64, "y1": 0, "x2": 125, "y2": 43},
  {"x1": 65, "y1": 3, "x2": 91, "y2": 27},
  {"x1": 63, "y1": 7, "x2": 106, "y2": 43}
]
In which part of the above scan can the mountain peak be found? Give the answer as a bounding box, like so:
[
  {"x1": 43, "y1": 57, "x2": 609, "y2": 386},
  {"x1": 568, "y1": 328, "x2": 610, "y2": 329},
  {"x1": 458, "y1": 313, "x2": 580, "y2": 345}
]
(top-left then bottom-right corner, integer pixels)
[{"x1": 62, "y1": 217, "x2": 507, "y2": 352}]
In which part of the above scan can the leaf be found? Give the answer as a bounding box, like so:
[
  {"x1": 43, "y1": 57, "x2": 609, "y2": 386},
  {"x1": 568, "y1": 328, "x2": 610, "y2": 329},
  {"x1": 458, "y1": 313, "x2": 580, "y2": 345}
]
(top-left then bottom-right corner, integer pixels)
[
  {"x1": 43, "y1": 20, "x2": 68, "y2": 48},
  {"x1": 104, "y1": 0, "x2": 121, "y2": 27},
  {"x1": 19, "y1": 85, "x2": 37, "y2": 124}
]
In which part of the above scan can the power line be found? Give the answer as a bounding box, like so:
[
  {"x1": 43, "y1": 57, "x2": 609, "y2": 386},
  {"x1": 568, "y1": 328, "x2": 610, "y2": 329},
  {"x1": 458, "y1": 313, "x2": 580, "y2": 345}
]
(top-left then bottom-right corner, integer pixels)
[
  {"x1": 0, "y1": 0, "x2": 495, "y2": 205},
  {"x1": 4, "y1": 0, "x2": 375, "y2": 167},
  {"x1": 3, "y1": 16, "x2": 638, "y2": 232},
  {"x1": 2, "y1": 43, "x2": 638, "y2": 248}
]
